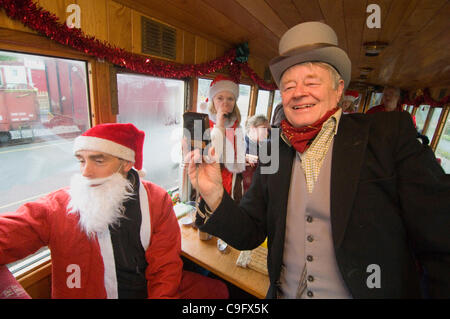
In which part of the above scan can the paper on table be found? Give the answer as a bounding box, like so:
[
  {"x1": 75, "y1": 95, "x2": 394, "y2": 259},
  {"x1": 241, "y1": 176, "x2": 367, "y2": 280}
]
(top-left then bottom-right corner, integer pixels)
[{"x1": 174, "y1": 202, "x2": 195, "y2": 219}]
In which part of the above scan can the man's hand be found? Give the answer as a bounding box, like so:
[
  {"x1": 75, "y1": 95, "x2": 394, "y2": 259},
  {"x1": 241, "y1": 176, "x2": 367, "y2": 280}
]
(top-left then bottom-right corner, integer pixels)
[{"x1": 184, "y1": 147, "x2": 224, "y2": 211}]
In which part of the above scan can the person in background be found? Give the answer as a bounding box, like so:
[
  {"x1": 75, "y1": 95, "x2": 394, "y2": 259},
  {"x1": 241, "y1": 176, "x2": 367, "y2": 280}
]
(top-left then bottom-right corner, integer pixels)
[
  {"x1": 366, "y1": 86, "x2": 402, "y2": 114},
  {"x1": 366, "y1": 86, "x2": 431, "y2": 146},
  {"x1": 186, "y1": 21, "x2": 450, "y2": 299},
  {"x1": 339, "y1": 90, "x2": 359, "y2": 114},
  {"x1": 0, "y1": 123, "x2": 228, "y2": 299},
  {"x1": 243, "y1": 114, "x2": 271, "y2": 192}
]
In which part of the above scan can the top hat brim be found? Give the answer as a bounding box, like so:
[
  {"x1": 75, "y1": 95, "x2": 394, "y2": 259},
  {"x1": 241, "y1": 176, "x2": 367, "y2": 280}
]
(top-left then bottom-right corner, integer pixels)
[{"x1": 269, "y1": 46, "x2": 351, "y2": 89}]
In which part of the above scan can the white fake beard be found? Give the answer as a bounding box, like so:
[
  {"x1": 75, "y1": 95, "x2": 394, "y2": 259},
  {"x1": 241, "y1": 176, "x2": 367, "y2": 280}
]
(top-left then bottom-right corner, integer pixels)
[{"x1": 67, "y1": 172, "x2": 134, "y2": 237}]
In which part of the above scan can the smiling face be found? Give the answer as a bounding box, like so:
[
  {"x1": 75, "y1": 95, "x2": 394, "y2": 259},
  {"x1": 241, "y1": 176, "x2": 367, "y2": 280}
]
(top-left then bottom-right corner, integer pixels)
[{"x1": 280, "y1": 63, "x2": 344, "y2": 128}]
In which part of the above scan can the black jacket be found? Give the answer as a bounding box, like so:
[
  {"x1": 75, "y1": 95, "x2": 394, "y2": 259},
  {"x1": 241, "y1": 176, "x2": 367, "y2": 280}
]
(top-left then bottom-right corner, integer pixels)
[{"x1": 200, "y1": 111, "x2": 450, "y2": 298}]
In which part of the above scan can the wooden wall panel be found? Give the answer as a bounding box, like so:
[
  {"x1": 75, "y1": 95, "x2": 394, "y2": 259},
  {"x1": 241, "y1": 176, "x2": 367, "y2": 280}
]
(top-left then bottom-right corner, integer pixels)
[
  {"x1": 292, "y1": 0, "x2": 325, "y2": 22},
  {"x1": 236, "y1": 0, "x2": 288, "y2": 37},
  {"x1": 77, "y1": 0, "x2": 108, "y2": 42},
  {"x1": 248, "y1": 56, "x2": 266, "y2": 80},
  {"x1": 195, "y1": 36, "x2": 208, "y2": 64},
  {"x1": 40, "y1": 0, "x2": 105, "y2": 39},
  {"x1": 90, "y1": 61, "x2": 115, "y2": 125},
  {"x1": 183, "y1": 31, "x2": 196, "y2": 65},
  {"x1": 206, "y1": 41, "x2": 217, "y2": 62},
  {"x1": 35, "y1": 0, "x2": 69, "y2": 23},
  {"x1": 319, "y1": 0, "x2": 347, "y2": 53},
  {"x1": 131, "y1": 10, "x2": 141, "y2": 55},
  {"x1": 343, "y1": 0, "x2": 368, "y2": 80},
  {"x1": 215, "y1": 44, "x2": 227, "y2": 60},
  {"x1": 265, "y1": 0, "x2": 303, "y2": 29},
  {"x1": 0, "y1": 10, "x2": 32, "y2": 34},
  {"x1": 107, "y1": 1, "x2": 132, "y2": 51},
  {"x1": 203, "y1": 0, "x2": 279, "y2": 60}
]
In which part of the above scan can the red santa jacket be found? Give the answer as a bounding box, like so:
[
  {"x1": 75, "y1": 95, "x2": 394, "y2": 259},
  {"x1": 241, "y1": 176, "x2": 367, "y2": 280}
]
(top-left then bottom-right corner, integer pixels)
[{"x1": 0, "y1": 180, "x2": 183, "y2": 299}]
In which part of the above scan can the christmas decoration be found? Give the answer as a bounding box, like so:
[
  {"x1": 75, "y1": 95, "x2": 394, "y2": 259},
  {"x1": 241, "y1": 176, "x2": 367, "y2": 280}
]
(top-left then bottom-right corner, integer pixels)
[
  {"x1": 401, "y1": 88, "x2": 450, "y2": 108},
  {"x1": 0, "y1": 0, "x2": 277, "y2": 89},
  {"x1": 4, "y1": 1, "x2": 447, "y2": 100}
]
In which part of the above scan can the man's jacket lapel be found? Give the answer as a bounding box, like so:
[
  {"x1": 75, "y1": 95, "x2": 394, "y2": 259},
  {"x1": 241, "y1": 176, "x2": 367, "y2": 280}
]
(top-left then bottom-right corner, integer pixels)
[{"x1": 330, "y1": 114, "x2": 370, "y2": 248}]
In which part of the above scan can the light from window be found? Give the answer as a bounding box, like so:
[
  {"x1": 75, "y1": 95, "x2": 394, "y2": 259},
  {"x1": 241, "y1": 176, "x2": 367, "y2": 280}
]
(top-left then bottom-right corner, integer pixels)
[
  {"x1": 367, "y1": 92, "x2": 383, "y2": 110},
  {"x1": 116, "y1": 73, "x2": 185, "y2": 190},
  {"x1": 197, "y1": 78, "x2": 212, "y2": 113},
  {"x1": 0, "y1": 50, "x2": 90, "y2": 271},
  {"x1": 255, "y1": 90, "x2": 270, "y2": 118},
  {"x1": 237, "y1": 84, "x2": 251, "y2": 127},
  {"x1": 415, "y1": 105, "x2": 430, "y2": 134},
  {"x1": 271, "y1": 90, "x2": 282, "y2": 122},
  {"x1": 0, "y1": 51, "x2": 90, "y2": 215},
  {"x1": 425, "y1": 107, "x2": 442, "y2": 143},
  {"x1": 435, "y1": 113, "x2": 450, "y2": 173}
]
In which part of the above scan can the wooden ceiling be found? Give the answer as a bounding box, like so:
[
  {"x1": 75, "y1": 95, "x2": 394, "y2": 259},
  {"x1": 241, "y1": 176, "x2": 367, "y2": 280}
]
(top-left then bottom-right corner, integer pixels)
[{"x1": 115, "y1": 0, "x2": 450, "y2": 91}]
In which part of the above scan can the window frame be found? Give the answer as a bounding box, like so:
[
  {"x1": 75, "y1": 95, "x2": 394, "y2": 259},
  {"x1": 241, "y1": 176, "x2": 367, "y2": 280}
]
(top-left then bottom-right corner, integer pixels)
[{"x1": 0, "y1": 29, "x2": 99, "y2": 276}]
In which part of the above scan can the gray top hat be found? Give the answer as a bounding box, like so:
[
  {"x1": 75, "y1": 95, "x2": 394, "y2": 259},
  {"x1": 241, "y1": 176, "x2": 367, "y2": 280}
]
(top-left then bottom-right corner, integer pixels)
[{"x1": 269, "y1": 21, "x2": 351, "y2": 89}]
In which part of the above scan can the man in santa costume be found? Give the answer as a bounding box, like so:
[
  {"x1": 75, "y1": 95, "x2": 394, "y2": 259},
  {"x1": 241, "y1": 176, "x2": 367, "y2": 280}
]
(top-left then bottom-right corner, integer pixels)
[{"x1": 0, "y1": 123, "x2": 227, "y2": 299}]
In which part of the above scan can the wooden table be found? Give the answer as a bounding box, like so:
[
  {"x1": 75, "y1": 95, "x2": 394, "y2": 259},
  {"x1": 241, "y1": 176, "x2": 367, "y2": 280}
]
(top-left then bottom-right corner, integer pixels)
[{"x1": 179, "y1": 223, "x2": 270, "y2": 299}]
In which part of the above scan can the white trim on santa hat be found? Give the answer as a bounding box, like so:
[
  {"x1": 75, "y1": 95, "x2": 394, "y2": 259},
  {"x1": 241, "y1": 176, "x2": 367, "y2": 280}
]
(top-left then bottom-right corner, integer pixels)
[
  {"x1": 208, "y1": 80, "x2": 239, "y2": 102},
  {"x1": 73, "y1": 136, "x2": 135, "y2": 164}
]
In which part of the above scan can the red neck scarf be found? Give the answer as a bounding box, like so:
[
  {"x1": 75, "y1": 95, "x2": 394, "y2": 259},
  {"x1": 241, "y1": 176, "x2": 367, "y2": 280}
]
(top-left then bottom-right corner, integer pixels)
[{"x1": 281, "y1": 108, "x2": 338, "y2": 153}]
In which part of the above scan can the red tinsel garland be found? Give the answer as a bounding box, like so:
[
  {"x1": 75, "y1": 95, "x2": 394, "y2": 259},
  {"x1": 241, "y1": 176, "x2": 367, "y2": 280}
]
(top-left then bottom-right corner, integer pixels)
[
  {"x1": 401, "y1": 88, "x2": 450, "y2": 108},
  {"x1": 241, "y1": 62, "x2": 277, "y2": 90},
  {"x1": 0, "y1": 0, "x2": 277, "y2": 90}
]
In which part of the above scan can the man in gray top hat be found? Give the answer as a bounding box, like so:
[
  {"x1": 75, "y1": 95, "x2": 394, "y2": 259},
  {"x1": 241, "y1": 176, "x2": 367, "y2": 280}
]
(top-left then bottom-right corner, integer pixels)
[{"x1": 185, "y1": 22, "x2": 450, "y2": 298}]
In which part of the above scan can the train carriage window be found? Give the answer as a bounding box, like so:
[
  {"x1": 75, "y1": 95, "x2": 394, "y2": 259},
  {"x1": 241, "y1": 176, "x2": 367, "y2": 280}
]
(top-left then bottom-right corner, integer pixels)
[
  {"x1": 197, "y1": 78, "x2": 212, "y2": 113},
  {"x1": 270, "y1": 90, "x2": 282, "y2": 120},
  {"x1": 0, "y1": 50, "x2": 90, "y2": 270},
  {"x1": 116, "y1": 73, "x2": 185, "y2": 190},
  {"x1": 255, "y1": 89, "x2": 270, "y2": 118},
  {"x1": 425, "y1": 107, "x2": 443, "y2": 144},
  {"x1": 435, "y1": 114, "x2": 450, "y2": 173},
  {"x1": 415, "y1": 105, "x2": 430, "y2": 134},
  {"x1": 237, "y1": 84, "x2": 251, "y2": 126},
  {"x1": 406, "y1": 105, "x2": 414, "y2": 113},
  {"x1": 367, "y1": 92, "x2": 383, "y2": 111}
]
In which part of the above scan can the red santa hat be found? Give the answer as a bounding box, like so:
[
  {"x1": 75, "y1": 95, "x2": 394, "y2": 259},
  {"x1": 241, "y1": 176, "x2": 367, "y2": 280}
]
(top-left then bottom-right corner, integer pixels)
[
  {"x1": 343, "y1": 90, "x2": 359, "y2": 102},
  {"x1": 73, "y1": 123, "x2": 145, "y2": 175},
  {"x1": 206, "y1": 75, "x2": 239, "y2": 102}
]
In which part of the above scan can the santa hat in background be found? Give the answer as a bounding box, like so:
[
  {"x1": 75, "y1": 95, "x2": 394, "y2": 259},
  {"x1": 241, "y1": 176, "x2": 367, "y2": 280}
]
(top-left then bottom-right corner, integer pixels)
[
  {"x1": 206, "y1": 75, "x2": 239, "y2": 103},
  {"x1": 343, "y1": 90, "x2": 360, "y2": 103},
  {"x1": 73, "y1": 123, "x2": 146, "y2": 177}
]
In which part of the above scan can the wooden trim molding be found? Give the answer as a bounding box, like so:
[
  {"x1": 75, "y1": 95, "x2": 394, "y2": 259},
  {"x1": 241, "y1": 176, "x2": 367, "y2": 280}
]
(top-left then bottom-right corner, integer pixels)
[{"x1": 15, "y1": 256, "x2": 52, "y2": 299}]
